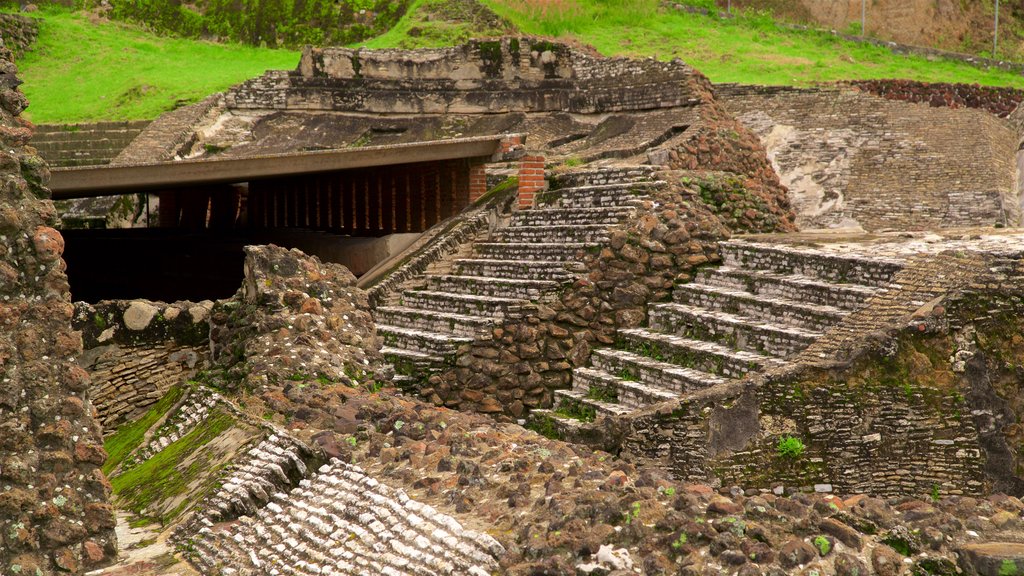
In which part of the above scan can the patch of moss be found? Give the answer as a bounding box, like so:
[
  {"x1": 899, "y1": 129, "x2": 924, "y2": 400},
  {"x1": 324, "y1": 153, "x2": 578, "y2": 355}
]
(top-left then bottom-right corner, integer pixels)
[
  {"x1": 110, "y1": 409, "x2": 236, "y2": 524},
  {"x1": 102, "y1": 385, "x2": 185, "y2": 475}
]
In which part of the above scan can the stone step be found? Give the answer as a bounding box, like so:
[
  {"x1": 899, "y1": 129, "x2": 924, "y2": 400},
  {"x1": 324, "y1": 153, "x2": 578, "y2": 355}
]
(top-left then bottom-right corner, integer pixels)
[
  {"x1": 474, "y1": 242, "x2": 599, "y2": 262},
  {"x1": 674, "y1": 282, "x2": 846, "y2": 333},
  {"x1": 451, "y1": 258, "x2": 585, "y2": 281},
  {"x1": 720, "y1": 240, "x2": 902, "y2": 288},
  {"x1": 493, "y1": 224, "x2": 611, "y2": 243},
  {"x1": 374, "y1": 306, "x2": 497, "y2": 339},
  {"x1": 527, "y1": 408, "x2": 602, "y2": 444},
  {"x1": 537, "y1": 181, "x2": 660, "y2": 209},
  {"x1": 619, "y1": 328, "x2": 786, "y2": 379},
  {"x1": 424, "y1": 275, "x2": 558, "y2": 300},
  {"x1": 377, "y1": 325, "x2": 472, "y2": 357},
  {"x1": 648, "y1": 303, "x2": 821, "y2": 358},
  {"x1": 382, "y1": 344, "x2": 445, "y2": 374},
  {"x1": 698, "y1": 266, "x2": 881, "y2": 311},
  {"x1": 548, "y1": 166, "x2": 659, "y2": 188},
  {"x1": 572, "y1": 366, "x2": 678, "y2": 409},
  {"x1": 400, "y1": 290, "x2": 527, "y2": 318},
  {"x1": 508, "y1": 206, "x2": 634, "y2": 227},
  {"x1": 553, "y1": 388, "x2": 633, "y2": 418},
  {"x1": 590, "y1": 348, "x2": 728, "y2": 395}
]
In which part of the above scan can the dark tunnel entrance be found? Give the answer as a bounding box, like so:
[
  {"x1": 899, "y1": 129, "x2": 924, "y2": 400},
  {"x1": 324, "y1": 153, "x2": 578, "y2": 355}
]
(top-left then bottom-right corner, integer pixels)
[{"x1": 49, "y1": 138, "x2": 504, "y2": 303}]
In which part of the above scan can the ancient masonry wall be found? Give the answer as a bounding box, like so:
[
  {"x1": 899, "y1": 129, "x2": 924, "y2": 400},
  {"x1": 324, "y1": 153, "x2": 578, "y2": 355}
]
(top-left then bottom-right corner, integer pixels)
[
  {"x1": 0, "y1": 13, "x2": 37, "y2": 59},
  {"x1": 621, "y1": 251, "x2": 1009, "y2": 496},
  {"x1": 72, "y1": 300, "x2": 213, "y2": 431},
  {"x1": 226, "y1": 38, "x2": 710, "y2": 115},
  {"x1": 0, "y1": 45, "x2": 116, "y2": 573},
  {"x1": 718, "y1": 85, "x2": 1018, "y2": 231},
  {"x1": 845, "y1": 79, "x2": 1024, "y2": 119}
]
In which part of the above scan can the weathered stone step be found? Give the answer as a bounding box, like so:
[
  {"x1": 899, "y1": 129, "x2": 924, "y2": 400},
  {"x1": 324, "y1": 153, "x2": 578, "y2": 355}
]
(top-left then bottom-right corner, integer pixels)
[
  {"x1": 674, "y1": 283, "x2": 846, "y2": 333},
  {"x1": 527, "y1": 408, "x2": 602, "y2": 445},
  {"x1": 508, "y1": 206, "x2": 633, "y2": 227},
  {"x1": 494, "y1": 224, "x2": 611, "y2": 243},
  {"x1": 382, "y1": 346, "x2": 447, "y2": 377},
  {"x1": 648, "y1": 303, "x2": 821, "y2": 358},
  {"x1": 375, "y1": 306, "x2": 496, "y2": 339},
  {"x1": 400, "y1": 290, "x2": 527, "y2": 318},
  {"x1": 537, "y1": 181, "x2": 660, "y2": 209},
  {"x1": 554, "y1": 388, "x2": 632, "y2": 418},
  {"x1": 619, "y1": 328, "x2": 785, "y2": 378},
  {"x1": 590, "y1": 348, "x2": 727, "y2": 395},
  {"x1": 572, "y1": 366, "x2": 678, "y2": 409},
  {"x1": 720, "y1": 240, "x2": 902, "y2": 288},
  {"x1": 697, "y1": 266, "x2": 881, "y2": 311},
  {"x1": 451, "y1": 258, "x2": 584, "y2": 281},
  {"x1": 424, "y1": 275, "x2": 558, "y2": 300},
  {"x1": 377, "y1": 325, "x2": 472, "y2": 357},
  {"x1": 548, "y1": 166, "x2": 659, "y2": 188},
  {"x1": 473, "y1": 242, "x2": 599, "y2": 262}
]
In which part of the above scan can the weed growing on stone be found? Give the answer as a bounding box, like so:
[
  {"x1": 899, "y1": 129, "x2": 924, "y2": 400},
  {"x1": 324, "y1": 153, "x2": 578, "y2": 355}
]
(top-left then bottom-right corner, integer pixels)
[
  {"x1": 813, "y1": 535, "x2": 831, "y2": 556},
  {"x1": 776, "y1": 435, "x2": 805, "y2": 459},
  {"x1": 671, "y1": 532, "x2": 687, "y2": 550},
  {"x1": 102, "y1": 385, "x2": 185, "y2": 475},
  {"x1": 623, "y1": 501, "x2": 641, "y2": 525},
  {"x1": 554, "y1": 398, "x2": 597, "y2": 422}
]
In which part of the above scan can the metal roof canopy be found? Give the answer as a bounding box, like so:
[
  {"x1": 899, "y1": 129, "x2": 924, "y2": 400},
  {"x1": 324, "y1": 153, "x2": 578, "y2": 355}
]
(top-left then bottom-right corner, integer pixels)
[{"x1": 49, "y1": 135, "x2": 508, "y2": 200}]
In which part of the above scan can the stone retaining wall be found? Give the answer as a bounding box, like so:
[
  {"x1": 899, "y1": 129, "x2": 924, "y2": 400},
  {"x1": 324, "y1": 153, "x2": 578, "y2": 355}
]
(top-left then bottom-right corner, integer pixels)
[
  {"x1": 846, "y1": 79, "x2": 1024, "y2": 119},
  {"x1": 0, "y1": 13, "x2": 37, "y2": 59}
]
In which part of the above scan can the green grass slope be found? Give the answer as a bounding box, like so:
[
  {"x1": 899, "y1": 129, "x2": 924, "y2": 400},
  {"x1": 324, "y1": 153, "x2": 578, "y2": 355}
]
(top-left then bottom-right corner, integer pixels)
[
  {"x1": 372, "y1": 0, "x2": 1024, "y2": 88},
  {"x1": 13, "y1": 0, "x2": 1024, "y2": 124},
  {"x1": 16, "y1": 8, "x2": 298, "y2": 123}
]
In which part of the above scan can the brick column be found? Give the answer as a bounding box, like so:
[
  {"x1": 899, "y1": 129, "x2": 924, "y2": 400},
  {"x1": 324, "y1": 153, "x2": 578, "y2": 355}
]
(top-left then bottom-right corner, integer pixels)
[
  {"x1": 517, "y1": 154, "x2": 546, "y2": 210},
  {"x1": 468, "y1": 162, "x2": 487, "y2": 204}
]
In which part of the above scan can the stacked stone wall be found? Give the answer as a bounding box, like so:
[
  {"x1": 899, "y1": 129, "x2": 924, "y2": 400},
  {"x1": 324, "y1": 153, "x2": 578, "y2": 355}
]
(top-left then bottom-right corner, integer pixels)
[
  {"x1": 720, "y1": 87, "x2": 1018, "y2": 230},
  {"x1": 0, "y1": 13, "x2": 37, "y2": 59},
  {"x1": 0, "y1": 43, "x2": 116, "y2": 573}
]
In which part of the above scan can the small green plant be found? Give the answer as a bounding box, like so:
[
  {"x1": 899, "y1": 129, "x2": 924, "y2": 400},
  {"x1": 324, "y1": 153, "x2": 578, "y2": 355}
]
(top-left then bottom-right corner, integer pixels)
[
  {"x1": 813, "y1": 535, "x2": 831, "y2": 556},
  {"x1": 345, "y1": 436, "x2": 357, "y2": 447},
  {"x1": 999, "y1": 559, "x2": 1019, "y2": 576},
  {"x1": 617, "y1": 368, "x2": 638, "y2": 382},
  {"x1": 671, "y1": 532, "x2": 687, "y2": 550},
  {"x1": 930, "y1": 484, "x2": 940, "y2": 502},
  {"x1": 623, "y1": 501, "x2": 641, "y2": 525},
  {"x1": 661, "y1": 486, "x2": 676, "y2": 497},
  {"x1": 776, "y1": 435, "x2": 805, "y2": 459}
]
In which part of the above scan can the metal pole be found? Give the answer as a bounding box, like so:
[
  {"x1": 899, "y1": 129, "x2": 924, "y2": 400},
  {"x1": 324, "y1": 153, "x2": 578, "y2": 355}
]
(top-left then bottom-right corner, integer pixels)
[
  {"x1": 994, "y1": 0, "x2": 1000, "y2": 58},
  {"x1": 861, "y1": 0, "x2": 866, "y2": 37}
]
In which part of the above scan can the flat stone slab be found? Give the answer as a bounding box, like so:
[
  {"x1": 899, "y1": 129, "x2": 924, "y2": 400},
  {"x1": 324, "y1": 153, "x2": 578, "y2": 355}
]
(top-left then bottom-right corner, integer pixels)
[{"x1": 959, "y1": 542, "x2": 1024, "y2": 576}]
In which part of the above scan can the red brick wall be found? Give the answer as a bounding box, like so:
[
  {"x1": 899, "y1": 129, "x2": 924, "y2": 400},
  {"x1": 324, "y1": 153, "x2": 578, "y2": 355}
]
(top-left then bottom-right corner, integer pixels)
[
  {"x1": 517, "y1": 155, "x2": 546, "y2": 210},
  {"x1": 468, "y1": 162, "x2": 487, "y2": 203}
]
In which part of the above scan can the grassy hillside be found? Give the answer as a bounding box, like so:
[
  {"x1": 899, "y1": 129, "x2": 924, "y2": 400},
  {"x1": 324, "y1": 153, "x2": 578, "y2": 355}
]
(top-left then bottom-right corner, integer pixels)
[
  {"x1": 15, "y1": 8, "x2": 298, "y2": 123},
  {"x1": 473, "y1": 0, "x2": 1024, "y2": 88},
  {"x1": 12, "y1": 0, "x2": 1024, "y2": 124}
]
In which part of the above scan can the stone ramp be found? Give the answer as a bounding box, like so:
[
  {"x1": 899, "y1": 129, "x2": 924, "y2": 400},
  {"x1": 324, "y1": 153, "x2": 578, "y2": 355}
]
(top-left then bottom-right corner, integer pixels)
[
  {"x1": 375, "y1": 166, "x2": 663, "y2": 385},
  {"x1": 531, "y1": 238, "x2": 901, "y2": 435},
  {"x1": 184, "y1": 459, "x2": 503, "y2": 576}
]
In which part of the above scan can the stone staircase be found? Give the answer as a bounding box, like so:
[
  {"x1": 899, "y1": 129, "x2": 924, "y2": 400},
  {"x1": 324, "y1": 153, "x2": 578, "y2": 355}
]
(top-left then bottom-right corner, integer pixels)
[
  {"x1": 375, "y1": 166, "x2": 663, "y2": 387},
  {"x1": 534, "y1": 239, "x2": 903, "y2": 431},
  {"x1": 32, "y1": 121, "x2": 149, "y2": 167}
]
